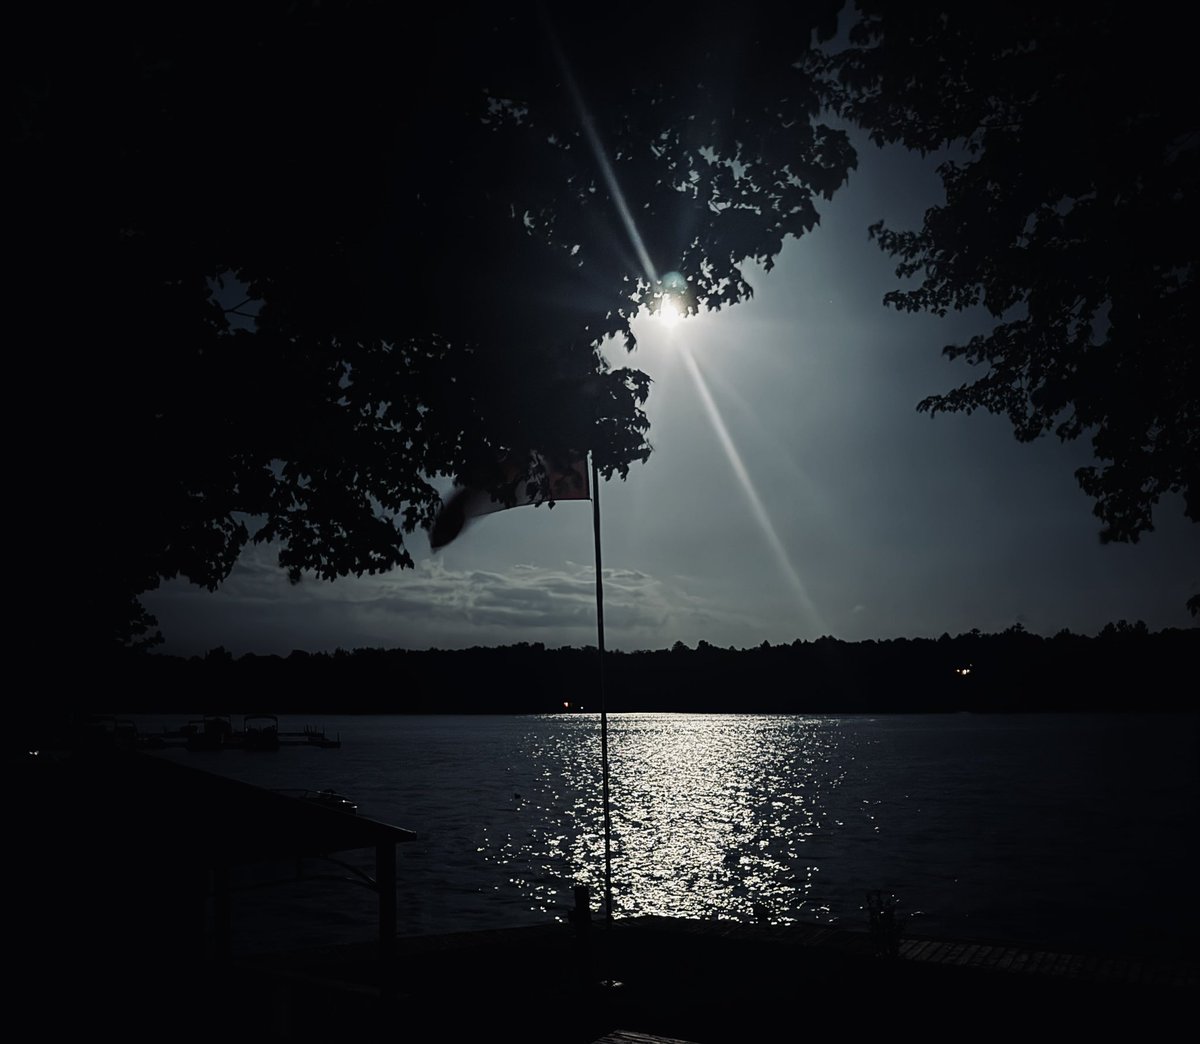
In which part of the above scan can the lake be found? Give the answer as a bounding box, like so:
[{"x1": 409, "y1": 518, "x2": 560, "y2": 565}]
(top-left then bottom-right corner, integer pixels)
[{"x1": 134, "y1": 712, "x2": 1200, "y2": 958}]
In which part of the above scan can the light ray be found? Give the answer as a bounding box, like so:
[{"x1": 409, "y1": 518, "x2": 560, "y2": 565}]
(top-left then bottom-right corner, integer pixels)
[
  {"x1": 687, "y1": 347, "x2": 835, "y2": 526},
  {"x1": 547, "y1": 28, "x2": 659, "y2": 286},
  {"x1": 546, "y1": 20, "x2": 818, "y2": 630},
  {"x1": 680, "y1": 346, "x2": 825, "y2": 629}
]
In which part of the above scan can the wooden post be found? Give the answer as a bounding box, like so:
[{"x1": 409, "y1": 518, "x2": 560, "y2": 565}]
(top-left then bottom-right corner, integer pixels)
[
  {"x1": 213, "y1": 864, "x2": 231, "y2": 961},
  {"x1": 572, "y1": 884, "x2": 592, "y2": 934},
  {"x1": 377, "y1": 841, "x2": 396, "y2": 960},
  {"x1": 571, "y1": 883, "x2": 595, "y2": 987}
]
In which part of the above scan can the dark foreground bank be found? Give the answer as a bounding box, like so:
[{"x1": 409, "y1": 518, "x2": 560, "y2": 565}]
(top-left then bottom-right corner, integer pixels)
[
  {"x1": 176, "y1": 916, "x2": 1198, "y2": 1041},
  {"x1": 15, "y1": 746, "x2": 1195, "y2": 1042}
]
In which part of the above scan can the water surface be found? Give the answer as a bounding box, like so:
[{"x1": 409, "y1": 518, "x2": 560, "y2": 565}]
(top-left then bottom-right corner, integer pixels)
[{"x1": 136, "y1": 712, "x2": 1199, "y2": 956}]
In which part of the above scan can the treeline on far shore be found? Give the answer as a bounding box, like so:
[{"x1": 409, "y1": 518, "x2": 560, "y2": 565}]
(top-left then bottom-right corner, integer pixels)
[{"x1": 101, "y1": 621, "x2": 1196, "y2": 714}]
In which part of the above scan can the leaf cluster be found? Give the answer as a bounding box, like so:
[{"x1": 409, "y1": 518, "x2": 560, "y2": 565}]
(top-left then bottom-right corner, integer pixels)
[
  {"x1": 12, "y1": 1, "x2": 855, "y2": 646},
  {"x1": 819, "y1": 2, "x2": 1198, "y2": 546}
]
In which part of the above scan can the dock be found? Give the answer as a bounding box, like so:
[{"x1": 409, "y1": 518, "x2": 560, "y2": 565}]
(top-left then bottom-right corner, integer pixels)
[
  {"x1": 229, "y1": 914, "x2": 1197, "y2": 1041},
  {"x1": 141, "y1": 714, "x2": 342, "y2": 750}
]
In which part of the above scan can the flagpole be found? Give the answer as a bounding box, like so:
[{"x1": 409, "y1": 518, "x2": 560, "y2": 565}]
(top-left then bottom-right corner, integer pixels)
[{"x1": 591, "y1": 453, "x2": 613, "y2": 924}]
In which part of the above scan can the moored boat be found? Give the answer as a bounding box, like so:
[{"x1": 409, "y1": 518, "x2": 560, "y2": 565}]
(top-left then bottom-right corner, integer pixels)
[
  {"x1": 242, "y1": 714, "x2": 280, "y2": 751},
  {"x1": 185, "y1": 714, "x2": 233, "y2": 751}
]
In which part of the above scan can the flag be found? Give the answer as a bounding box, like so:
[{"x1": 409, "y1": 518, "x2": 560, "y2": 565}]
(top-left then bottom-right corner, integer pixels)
[{"x1": 429, "y1": 452, "x2": 589, "y2": 549}]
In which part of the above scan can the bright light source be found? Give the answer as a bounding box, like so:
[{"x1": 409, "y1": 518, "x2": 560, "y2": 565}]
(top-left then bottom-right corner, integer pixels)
[{"x1": 657, "y1": 270, "x2": 690, "y2": 326}]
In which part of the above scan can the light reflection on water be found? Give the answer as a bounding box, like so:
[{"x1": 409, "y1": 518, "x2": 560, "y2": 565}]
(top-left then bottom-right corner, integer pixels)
[
  {"x1": 501, "y1": 714, "x2": 850, "y2": 925},
  {"x1": 136, "y1": 711, "x2": 1200, "y2": 956}
]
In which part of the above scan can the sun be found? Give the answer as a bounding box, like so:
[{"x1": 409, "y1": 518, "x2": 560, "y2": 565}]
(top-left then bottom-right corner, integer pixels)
[
  {"x1": 659, "y1": 295, "x2": 683, "y2": 326},
  {"x1": 655, "y1": 270, "x2": 691, "y2": 327}
]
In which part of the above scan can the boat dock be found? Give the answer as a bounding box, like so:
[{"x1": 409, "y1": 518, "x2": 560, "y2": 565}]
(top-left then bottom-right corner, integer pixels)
[
  {"x1": 145, "y1": 715, "x2": 342, "y2": 750},
  {"x1": 231, "y1": 913, "x2": 1197, "y2": 1041}
]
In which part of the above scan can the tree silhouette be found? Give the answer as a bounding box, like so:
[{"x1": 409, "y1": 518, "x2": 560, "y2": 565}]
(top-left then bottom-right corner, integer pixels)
[
  {"x1": 13, "y1": 2, "x2": 852, "y2": 648},
  {"x1": 822, "y1": 4, "x2": 1197, "y2": 577},
  {"x1": 23, "y1": 3, "x2": 1191, "y2": 654}
]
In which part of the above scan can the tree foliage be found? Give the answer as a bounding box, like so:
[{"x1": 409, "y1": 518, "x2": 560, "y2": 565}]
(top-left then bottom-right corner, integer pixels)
[
  {"x1": 13, "y1": 2, "x2": 852, "y2": 647},
  {"x1": 18, "y1": 2, "x2": 1195, "y2": 652},
  {"x1": 822, "y1": 3, "x2": 1198, "y2": 557},
  {"x1": 114, "y1": 625, "x2": 1199, "y2": 715}
]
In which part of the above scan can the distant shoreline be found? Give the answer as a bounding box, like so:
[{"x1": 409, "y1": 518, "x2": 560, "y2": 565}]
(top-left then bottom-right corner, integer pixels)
[{"x1": 65, "y1": 623, "x2": 1200, "y2": 716}]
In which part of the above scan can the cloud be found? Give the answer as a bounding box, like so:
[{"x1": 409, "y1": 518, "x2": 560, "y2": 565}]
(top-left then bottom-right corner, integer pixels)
[{"x1": 143, "y1": 547, "x2": 748, "y2": 655}]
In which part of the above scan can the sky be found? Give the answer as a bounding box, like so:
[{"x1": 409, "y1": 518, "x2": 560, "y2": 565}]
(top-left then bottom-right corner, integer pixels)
[{"x1": 143, "y1": 134, "x2": 1200, "y2": 656}]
